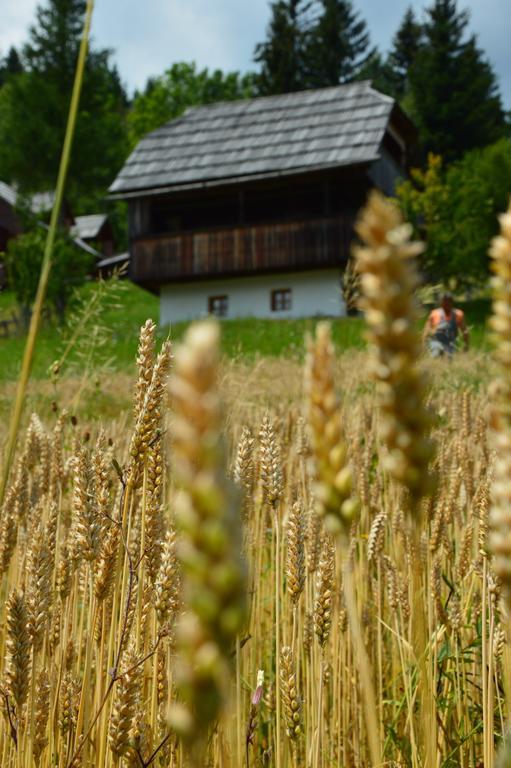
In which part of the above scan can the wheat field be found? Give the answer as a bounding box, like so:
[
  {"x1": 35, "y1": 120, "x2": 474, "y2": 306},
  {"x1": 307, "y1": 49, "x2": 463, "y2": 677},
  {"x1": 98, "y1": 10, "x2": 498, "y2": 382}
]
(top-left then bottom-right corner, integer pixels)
[{"x1": 0, "y1": 193, "x2": 510, "y2": 768}]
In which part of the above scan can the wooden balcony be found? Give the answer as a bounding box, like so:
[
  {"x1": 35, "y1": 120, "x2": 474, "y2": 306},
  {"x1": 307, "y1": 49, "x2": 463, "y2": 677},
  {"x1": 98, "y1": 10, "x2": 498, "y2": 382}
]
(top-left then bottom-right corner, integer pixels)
[{"x1": 130, "y1": 216, "x2": 353, "y2": 288}]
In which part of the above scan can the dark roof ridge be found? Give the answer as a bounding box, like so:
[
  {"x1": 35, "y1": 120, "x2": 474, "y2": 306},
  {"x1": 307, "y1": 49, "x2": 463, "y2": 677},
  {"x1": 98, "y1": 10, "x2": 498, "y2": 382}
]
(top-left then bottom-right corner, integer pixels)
[{"x1": 147, "y1": 82, "x2": 392, "y2": 138}]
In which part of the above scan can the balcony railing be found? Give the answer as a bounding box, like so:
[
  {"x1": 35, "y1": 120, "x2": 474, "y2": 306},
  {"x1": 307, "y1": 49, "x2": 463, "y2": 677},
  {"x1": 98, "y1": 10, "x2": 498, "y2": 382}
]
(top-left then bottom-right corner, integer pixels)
[{"x1": 130, "y1": 216, "x2": 353, "y2": 285}]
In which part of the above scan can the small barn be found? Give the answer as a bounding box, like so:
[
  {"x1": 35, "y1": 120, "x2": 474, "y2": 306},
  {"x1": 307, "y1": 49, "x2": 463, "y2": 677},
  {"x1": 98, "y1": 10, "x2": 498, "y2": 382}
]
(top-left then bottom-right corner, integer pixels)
[
  {"x1": 109, "y1": 81, "x2": 416, "y2": 323},
  {"x1": 71, "y1": 214, "x2": 115, "y2": 256}
]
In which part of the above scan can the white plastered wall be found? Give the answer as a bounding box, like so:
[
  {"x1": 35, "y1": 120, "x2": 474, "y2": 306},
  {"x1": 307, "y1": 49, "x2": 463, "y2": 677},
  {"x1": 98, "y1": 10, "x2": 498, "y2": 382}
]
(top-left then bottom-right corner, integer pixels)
[{"x1": 159, "y1": 269, "x2": 345, "y2": 325}]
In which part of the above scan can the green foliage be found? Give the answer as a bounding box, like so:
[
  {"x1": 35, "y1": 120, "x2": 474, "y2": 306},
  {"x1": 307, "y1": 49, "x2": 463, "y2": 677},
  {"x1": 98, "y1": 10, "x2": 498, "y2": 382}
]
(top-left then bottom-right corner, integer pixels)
[
  {"x1": 0, "y1": 47, "x2": 23, "y2": 88},
  {"x1": 304, "y1": 0, "x2": 373, "y2": 87},
  {"x1": 396, "y1": 155, "x2": 453, "y2": 281},
  {"x1": 408, "y1": 0, "x2": 506, "y2": 161},
  {"x1": 254, "y1": 1, "x2": 424, "y2": 102},
  {"x1": 51, "y1": 271, "x2": 128, "y2": 391},
  {"x1": 389, "y1": 8, "x2": 423, "y2": 82},
  {"x1": 24, "y1": 0, "x2": 88, "y2": 75},
  {"x1": 0, "y1": 0, "x2": 128, "y2": 204},
  {"x1": 254, "y1": 0, "x2": 373, "y2": 95},
  {"x1": 128, "y1": 62, "x2": 256, "y2": 147},
  {"x1": 358, "y1": 0, "x2": 507, "y2": 159},
  {"x1": 355, "y1": 51, "x2": 397, "y2": 97},
  {"x1": 254, "y1": 0, "x2": 311, "y2": 95},
  {"x1": 253, "y1": 0, "x2": 506, "y2": 164},
  {"x1": 386, "y1": 7, "x2": 424, "y2": 100},
  {"x1": 445, "y1": 139, "x2": 511, "y2": 273},
  {"x1": 4, "y1": 227, "x2": 93, "y2": 319},
  {"x1": 396, "y1": 140, "x2": 511, "y2": 285},
  {"x1": 103, "y1": 200, "x2": 128, "y2": 253}
]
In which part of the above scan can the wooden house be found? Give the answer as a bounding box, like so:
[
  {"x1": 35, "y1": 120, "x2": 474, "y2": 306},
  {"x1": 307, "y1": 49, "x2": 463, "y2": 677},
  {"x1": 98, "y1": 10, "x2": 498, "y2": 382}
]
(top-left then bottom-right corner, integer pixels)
[{"x1": 109, "y1": 81, "x2": 416, "y2": 323}]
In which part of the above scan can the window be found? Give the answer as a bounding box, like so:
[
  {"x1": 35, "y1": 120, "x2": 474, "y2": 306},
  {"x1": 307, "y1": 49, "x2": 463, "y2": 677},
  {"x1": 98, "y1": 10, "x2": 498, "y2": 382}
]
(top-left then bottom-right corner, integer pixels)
[
  {"x1": 208, "y1": 295, "x2": 228, "y2": 318},
  {"x1": 271, "y1": 288, "x2": 292, "y2": 312}
]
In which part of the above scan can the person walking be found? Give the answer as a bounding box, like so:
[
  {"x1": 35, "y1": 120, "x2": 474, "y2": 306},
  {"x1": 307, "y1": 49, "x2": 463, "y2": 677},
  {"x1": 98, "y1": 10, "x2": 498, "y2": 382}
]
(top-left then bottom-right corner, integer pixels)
[{"x1": 423, "y1": 292, "x2": 469, "y2": 357}]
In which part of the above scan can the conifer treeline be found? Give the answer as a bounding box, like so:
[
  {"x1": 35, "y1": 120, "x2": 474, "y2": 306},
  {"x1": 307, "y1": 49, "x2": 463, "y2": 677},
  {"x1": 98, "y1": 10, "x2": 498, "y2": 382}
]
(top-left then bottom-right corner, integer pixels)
[
  {"x1": 254, "y1": 0, "x2": 507, "y2": 161},
  {"x1": 0, "y1": 0, "x2": 508, "y2": 209}
]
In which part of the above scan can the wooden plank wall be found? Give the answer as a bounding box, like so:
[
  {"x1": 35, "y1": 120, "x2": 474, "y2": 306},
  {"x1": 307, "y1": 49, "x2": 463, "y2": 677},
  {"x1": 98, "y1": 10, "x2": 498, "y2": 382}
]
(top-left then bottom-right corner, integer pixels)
[{"x1": 131, "y1": 216, "x2": 352, "y2": 283}]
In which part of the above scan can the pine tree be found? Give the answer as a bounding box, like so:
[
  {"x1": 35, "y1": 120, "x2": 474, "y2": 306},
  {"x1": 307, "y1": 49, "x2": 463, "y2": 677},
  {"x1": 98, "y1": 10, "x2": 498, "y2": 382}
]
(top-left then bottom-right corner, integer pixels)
[
  {"x1": 355, "y1": 51, "x2": 397, "y2": 99},
  {"x1": 0, "y1": 47, "x2": 23, "y2": 88},
  {"x1": 0, "y1": 0, "x2": 128, "y2": 206},
  {"x1": 254, "y1": 0, "x2": 312, "y2": 95},
  {"x1": 24, "y1": 0, "x2": 87, "y2": 84},
  {"x1": 387, "y1": 7, "x2": 424, "y2": 100},
  {"x1": 304, "y1": 0, "x2": 373, "y2": 87},
  {"x1": 409, "y1": 0, "x2": 505, "y2": 160}
]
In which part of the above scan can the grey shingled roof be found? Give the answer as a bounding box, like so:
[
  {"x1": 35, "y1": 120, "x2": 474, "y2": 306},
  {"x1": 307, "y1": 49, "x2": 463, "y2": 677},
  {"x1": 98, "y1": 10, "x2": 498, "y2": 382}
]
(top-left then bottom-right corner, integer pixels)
[
  {"x1": 110, "y1": 81, "x2": 396, "y2": 197},
  {"x1": 71, "y1": 214, "x2": 107, "y2": 240},
  {"x1": 97, "y1": 252, "x2": 129, "y2": 269},
  {"x1": 0, "y1": 181, "x2": 17, "y2": 207}
]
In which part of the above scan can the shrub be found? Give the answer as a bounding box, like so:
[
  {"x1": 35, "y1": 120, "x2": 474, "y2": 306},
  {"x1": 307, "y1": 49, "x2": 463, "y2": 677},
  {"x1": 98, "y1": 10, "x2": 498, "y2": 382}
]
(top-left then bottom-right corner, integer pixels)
[
  {"x1": 4, "y1": 227, "x2": 94, "y2": 322},
  {"x1": 396, "y1": 139, "x2": 511, "y2": 287}
]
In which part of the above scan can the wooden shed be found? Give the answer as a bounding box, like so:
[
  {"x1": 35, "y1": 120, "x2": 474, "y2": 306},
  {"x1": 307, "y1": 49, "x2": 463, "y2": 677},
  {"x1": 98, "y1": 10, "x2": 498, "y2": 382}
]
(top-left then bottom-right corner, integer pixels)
[{"x1": 109, "y1": 81, "x2": 416, "y2": 323}]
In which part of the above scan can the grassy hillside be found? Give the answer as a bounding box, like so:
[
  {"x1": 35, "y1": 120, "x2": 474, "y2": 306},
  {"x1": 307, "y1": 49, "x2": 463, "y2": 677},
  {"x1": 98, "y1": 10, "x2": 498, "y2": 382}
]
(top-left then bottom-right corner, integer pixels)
[{"x1": 0, "y1": 279, "x2": 491, "y2": 383}]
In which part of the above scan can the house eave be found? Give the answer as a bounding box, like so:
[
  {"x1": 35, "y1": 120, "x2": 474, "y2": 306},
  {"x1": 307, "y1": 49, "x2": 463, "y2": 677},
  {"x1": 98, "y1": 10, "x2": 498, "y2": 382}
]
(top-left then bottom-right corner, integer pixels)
[{"x1": 107, "y1": 157, "x2": 378, "y2": 201}]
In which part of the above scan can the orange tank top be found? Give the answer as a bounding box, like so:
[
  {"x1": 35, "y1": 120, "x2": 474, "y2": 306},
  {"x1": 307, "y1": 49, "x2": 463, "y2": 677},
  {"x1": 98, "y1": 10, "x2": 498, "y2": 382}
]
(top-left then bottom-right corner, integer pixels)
[{"x1": 429, "y1": 308, "x2": 464, "y2": 329}]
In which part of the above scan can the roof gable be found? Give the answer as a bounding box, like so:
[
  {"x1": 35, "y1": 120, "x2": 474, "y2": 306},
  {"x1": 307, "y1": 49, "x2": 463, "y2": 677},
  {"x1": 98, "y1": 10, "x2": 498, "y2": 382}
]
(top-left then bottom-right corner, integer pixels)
[
  {"x1": 71, "y1": 214, "x2": 108, "y2": 240},
  {"x1": 110, "y1": 82, "x2": 400, "y2": 197},
  {"x1": 0, "y1": 181, "x2": 17, "y2": 207}
]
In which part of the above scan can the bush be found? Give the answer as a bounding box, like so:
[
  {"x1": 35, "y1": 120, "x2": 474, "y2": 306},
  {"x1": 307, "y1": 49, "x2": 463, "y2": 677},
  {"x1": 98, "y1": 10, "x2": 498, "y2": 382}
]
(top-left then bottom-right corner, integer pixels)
[
  {"x1": 396, "y1": 139, "x2": 511, "y2": 287},
  {"x1": 4, "y1": 227, "x2": 94, "y2": 322}
]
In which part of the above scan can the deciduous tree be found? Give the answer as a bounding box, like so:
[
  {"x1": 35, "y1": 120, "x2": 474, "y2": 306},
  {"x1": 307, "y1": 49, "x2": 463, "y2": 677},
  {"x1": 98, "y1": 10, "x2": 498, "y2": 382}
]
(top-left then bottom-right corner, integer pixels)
[
  {"x1": 128, "y1": 62, "x2": 255, "y2": 147},
  {"x1": 4, "y1": 227, "x2": 94, "y2": 322},
  {"x1": 396, "y1": 140, "x2": 511, "y2": 285}
]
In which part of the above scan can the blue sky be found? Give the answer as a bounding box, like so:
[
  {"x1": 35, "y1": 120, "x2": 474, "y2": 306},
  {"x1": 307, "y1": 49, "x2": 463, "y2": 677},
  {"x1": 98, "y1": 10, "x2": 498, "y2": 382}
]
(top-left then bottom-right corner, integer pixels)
[{"x1": 2, "y1": 0, "x2": 510, "y2": 106}]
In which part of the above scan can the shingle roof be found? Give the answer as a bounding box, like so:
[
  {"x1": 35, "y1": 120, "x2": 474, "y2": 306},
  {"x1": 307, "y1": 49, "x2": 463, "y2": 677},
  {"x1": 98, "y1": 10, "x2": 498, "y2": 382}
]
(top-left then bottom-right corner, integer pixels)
[
  {"x1": 97, "y1": 252, "x2": 129, "y2": 269},
  {"x1": 110, "y1": 81, "x2": 397, "y2": 197},
  {"x1": 71, "y1": 214, "x2": 107, "y2": 240},
  {"x1": 0, "y1": 181, "x2": 17, "y2": 207}
]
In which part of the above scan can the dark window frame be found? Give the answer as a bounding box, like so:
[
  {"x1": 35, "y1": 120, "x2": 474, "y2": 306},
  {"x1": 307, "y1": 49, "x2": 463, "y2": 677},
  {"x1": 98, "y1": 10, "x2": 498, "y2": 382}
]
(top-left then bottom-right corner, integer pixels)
[
  {"x1": 271, "y1": 288, "x2": 292, "y2": 312},
  {"x1": 208, "y1": 295, "x2": 229, "y2": 318}
]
